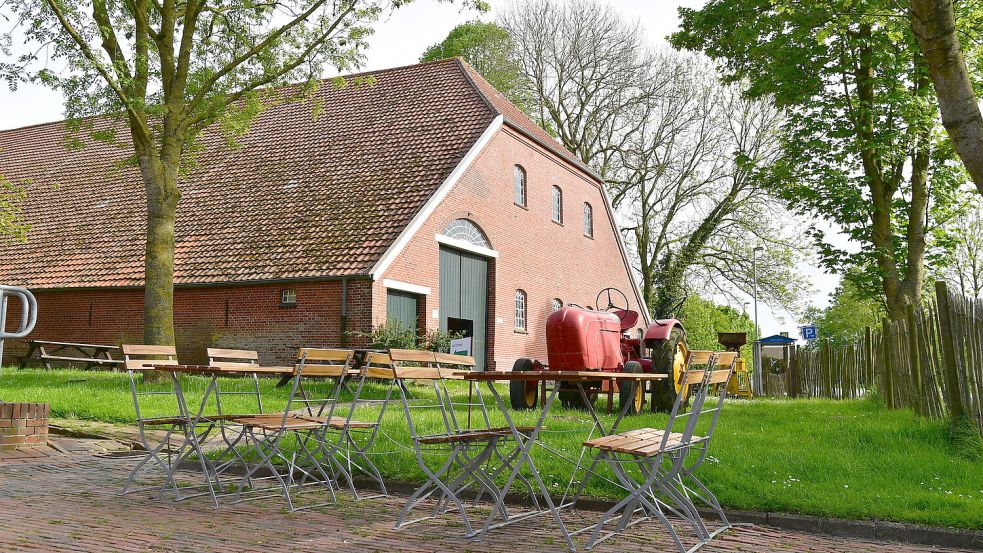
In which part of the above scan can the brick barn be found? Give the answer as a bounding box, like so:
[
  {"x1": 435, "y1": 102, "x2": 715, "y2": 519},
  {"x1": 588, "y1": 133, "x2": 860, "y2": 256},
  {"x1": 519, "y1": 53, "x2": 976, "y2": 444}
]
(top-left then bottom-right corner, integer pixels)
[{"x1": 0, "y1": 59, "x2": 647, "y2": 370}]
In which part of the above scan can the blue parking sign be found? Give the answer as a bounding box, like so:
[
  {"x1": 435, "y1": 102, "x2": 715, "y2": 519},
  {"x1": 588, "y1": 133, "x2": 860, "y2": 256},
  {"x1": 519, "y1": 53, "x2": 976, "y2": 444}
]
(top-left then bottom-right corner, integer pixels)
[{"x1": 801, "y1": 325, "x2": 818, "y2": 341}]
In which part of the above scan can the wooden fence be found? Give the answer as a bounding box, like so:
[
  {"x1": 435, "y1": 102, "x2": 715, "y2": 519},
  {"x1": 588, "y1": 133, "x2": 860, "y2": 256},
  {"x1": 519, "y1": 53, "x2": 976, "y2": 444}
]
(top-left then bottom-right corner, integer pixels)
[{"x1": 762, "y1": 282, "x2": 983, "y2": 434}]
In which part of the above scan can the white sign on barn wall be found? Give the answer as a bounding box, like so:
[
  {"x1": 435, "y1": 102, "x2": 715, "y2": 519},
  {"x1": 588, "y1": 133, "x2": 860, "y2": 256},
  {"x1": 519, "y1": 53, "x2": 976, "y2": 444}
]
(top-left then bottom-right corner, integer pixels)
[{"x1": 450, "y1": 337, "x2": 473, "y2": 356}]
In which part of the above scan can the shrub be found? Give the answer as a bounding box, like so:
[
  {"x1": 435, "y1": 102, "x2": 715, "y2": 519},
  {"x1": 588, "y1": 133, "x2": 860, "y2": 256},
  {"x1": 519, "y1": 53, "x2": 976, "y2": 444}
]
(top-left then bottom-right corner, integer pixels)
[{"x1": 352, "y1": 319, "x2": 462, "y2": 352}]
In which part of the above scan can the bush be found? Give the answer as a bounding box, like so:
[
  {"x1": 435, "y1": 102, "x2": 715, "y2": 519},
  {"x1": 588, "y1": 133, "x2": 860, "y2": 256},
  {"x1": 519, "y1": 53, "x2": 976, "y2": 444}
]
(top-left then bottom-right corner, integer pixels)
[{"x1": 352, "y1": 319, "x2": 461, "y2": 352}]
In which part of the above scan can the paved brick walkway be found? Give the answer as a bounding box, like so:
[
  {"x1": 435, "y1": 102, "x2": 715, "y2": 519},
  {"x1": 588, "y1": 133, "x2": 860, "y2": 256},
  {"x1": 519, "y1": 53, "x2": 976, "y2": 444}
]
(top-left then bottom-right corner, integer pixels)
[{"x1": 0, "y1": 453, "x2": 968, "y2": 552}]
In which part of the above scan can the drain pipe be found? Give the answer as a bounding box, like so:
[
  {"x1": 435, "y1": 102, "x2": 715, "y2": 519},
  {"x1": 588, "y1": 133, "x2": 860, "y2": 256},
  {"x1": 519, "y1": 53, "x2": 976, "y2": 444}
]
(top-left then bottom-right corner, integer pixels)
[{"x1": 340, "y1": 278, "x2": 349, "y2": 347}]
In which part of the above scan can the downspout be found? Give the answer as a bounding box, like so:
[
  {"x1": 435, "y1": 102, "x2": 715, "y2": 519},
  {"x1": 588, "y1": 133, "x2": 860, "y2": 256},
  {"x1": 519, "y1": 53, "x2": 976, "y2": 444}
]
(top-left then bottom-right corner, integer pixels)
[{"x1": 340, "y1": 278, "x2": 349, "y2": 347}]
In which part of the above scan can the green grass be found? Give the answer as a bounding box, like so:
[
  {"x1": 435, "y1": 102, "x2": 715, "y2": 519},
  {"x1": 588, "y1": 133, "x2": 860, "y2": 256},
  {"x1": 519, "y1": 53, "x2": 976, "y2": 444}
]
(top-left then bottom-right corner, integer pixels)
[{"x1": 2, "y1": 367, "x2": 982, "y2": 529}]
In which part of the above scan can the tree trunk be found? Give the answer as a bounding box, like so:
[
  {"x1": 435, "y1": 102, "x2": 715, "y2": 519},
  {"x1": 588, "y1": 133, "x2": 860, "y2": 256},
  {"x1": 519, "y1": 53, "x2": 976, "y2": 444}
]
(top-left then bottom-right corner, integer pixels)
[
  {"x1": 137, "y1": 151, "x2": 181, "y2": 347},
  {"x1": 911, "y1": 0, "x2": 983, "y2": 196},
  {"x1": 144, "y1": 209, "x2": 177, "y2": 345}
]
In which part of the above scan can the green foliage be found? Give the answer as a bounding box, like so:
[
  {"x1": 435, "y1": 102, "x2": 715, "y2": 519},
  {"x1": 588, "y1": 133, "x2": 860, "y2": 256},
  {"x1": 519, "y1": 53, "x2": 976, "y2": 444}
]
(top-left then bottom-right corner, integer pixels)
[
  {"x1": 352, "y1": 319, "x2": 461, "y2": 352},
  {"x1": 802, "y1": 279, "x2": 884, "y2": 348},
  {"x1": 677, "y1": 295, "x2": 756, "y2": 366},
  {"x1": 420, "y1": 20, "x2": 531, "y2": 112},
  {"x1": 671, "y1": 0, "x2": 966, "y2": 315},
  {"x1": 0, "y1": 175, "x2": 29, "y2": 242},
  {"x1": 951, "y1": 416, "x2": 983, "y2": 461}
]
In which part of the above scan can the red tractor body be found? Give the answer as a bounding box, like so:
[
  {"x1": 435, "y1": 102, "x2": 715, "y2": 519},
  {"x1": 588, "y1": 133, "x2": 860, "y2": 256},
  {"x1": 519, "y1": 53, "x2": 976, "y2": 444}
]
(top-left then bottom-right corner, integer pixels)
[
  {"x1": 545, "y1": 308, "x2": 624, "y2": 371},
  {"x1": 509, "y1": 288, "x2": 689, "y2": 414}
]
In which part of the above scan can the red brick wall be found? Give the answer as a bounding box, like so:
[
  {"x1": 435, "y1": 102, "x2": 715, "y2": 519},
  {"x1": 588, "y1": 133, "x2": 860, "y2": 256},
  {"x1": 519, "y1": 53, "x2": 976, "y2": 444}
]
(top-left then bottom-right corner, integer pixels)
[
  {"x1": 3, "y1": 280, "x2": 373, "y2": 366},
  {"x1": 0, "y1": 402, "x2": 49, "y2": 450},
  {"x1": 379, "y1": 126, "x2": 645, "y2": 371}
]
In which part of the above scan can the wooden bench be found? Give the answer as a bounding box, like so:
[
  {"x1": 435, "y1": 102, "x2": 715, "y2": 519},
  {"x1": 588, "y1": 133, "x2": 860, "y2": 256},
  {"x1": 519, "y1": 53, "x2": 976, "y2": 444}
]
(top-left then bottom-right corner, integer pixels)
[{"x1": 18, "y1": 340, "x2": 123, "y2": 371}]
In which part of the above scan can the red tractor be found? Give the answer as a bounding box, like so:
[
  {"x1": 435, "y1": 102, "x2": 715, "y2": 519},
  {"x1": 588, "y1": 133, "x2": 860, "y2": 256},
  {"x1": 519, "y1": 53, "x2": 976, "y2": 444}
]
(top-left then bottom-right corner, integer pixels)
[{"x1": 509, "y1": 287, "x2": 689, "y2": 414}]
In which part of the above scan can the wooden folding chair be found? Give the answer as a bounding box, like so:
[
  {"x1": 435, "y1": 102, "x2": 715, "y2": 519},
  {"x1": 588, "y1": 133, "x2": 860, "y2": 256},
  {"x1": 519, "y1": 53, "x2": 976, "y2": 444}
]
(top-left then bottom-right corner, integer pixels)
[
  {"x1": 121, "y1": 344, "x2": 218, "y2": 504},
  {"x1": 579, "y1": 351, "x2": 729, "y2": 552},
  {"x1": 322, "y1": 351, "x2": 396, "y2": 500},
  {"x1": 669, "y1": 351, "x2": 739, "y2": 540},
  {"x1": 230, "y1": 348, "x2": 354, "y2": 511},
  {"x1": 389, "y1": 349, "x2": 514, "y2": 536}
]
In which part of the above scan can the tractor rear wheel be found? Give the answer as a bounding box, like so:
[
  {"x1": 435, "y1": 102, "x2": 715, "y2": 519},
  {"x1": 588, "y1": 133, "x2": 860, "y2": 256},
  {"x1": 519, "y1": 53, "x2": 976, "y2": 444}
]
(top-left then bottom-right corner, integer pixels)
[
  {"x1": 650, "y1": 327, "x2": 688, "y2": 412},
  {"x1": 618, "y1": 361, "x2": 645, "y2": 415},
  {"x1": 509, "y1": 358, "x2": 538, "y2": 410}
]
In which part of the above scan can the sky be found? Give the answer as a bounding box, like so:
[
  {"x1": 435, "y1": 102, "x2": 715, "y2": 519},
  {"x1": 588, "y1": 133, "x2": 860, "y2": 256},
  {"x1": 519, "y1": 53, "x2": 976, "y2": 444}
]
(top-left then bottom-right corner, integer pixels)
[{"x1": 0, "y1": 0, "x2": 839, "y2": 338}]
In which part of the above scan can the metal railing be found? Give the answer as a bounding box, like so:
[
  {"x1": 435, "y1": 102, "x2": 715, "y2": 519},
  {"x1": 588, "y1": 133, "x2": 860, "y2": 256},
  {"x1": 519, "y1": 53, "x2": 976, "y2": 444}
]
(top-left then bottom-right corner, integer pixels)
[{"x1": 0, "y1": 285, "x2": 38, "y2": 363}]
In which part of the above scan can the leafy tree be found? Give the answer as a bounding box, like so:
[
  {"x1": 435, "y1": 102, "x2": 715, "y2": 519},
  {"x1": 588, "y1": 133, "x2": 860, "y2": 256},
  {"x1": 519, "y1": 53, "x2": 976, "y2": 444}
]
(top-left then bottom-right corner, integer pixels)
[
  {"x1": 672, "y1": 0, "x2": 965, "y2": 320},
  {"x1": 3, "y1": 0, "x2": 484, "y2": 346},
  {"x1": 677, "y1": 294, "x2": 756, "y2": 361},
  {"x1": 420, "y1": 21, "x2": 530, "y2": 111},
  {"x1": 801, "y1": 279, "x2": 883, "y2": 348}
]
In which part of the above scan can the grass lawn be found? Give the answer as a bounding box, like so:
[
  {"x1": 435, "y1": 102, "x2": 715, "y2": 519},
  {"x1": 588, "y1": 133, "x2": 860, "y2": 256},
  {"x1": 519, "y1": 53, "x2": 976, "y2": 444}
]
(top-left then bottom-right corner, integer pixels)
[{"x1": 2, "y1": 367, "x2": 981, "y2": 529}]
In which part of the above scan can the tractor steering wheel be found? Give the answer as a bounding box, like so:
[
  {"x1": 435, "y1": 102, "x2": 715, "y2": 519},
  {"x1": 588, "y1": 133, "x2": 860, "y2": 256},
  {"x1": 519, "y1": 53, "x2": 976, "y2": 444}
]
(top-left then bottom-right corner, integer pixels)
[{"x1": 596, "y1": 287, "x2": 630, "y2": 314}]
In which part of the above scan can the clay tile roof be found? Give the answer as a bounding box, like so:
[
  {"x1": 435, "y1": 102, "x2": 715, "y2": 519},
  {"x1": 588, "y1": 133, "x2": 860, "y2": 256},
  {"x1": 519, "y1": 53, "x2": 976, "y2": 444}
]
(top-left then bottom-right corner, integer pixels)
[
  {"x1": 0, "y1": 59, "x2": 523, "y2": 288},
  {"x1": 0, "y1": 58, "x2": 592, "y2": 289}
]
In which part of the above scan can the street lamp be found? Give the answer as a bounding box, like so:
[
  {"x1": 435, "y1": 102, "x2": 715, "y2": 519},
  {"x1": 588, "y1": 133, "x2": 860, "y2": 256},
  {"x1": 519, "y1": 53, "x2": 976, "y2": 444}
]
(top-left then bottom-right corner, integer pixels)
[{"x1": 752, "y1": 246, "x2": 764, "y2": 396}]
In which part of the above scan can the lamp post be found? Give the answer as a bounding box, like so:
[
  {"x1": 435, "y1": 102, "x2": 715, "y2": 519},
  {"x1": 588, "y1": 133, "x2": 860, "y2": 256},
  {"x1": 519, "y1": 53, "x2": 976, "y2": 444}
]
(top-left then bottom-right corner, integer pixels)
[{"x1": 752, "y1": 246, "x2": 764, "y2": 396}]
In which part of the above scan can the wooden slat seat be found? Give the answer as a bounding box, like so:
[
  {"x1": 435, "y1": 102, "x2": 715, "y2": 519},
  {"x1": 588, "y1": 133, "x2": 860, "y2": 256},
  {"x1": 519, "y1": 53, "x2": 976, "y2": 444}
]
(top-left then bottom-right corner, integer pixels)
[
  {"x1": 34, "y1": 354, "x2": 121, "y2": 364},
  {"x1": 418, "y1": 428, "x2": 513, "y2": 445},
  {"x1": 231, "y1": 415, "x2": 324, "y2": 432},
  {"x1": 229, "y1": 412, "x2": 377, "y2": 431},
  {"x1": 486, "y1": 425, "x2": 543, "y2": 434},
  {"x1": 583, "y1": 427, "x2": 699, "y2": 456},
  {"x1": 140, "y1": 416, "x2": 192, "y2": 426}
]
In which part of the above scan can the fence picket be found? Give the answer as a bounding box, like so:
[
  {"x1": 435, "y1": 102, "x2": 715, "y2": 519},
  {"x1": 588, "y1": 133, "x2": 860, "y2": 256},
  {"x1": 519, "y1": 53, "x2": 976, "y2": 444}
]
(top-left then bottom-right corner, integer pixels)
[{"x1": 761, "y1": 282, "x2": 981, "y2": 434}]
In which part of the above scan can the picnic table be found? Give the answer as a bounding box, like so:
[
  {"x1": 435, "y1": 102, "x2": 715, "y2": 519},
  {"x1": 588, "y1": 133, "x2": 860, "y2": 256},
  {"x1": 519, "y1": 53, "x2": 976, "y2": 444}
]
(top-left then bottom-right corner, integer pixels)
[{"x1": 18, "y1": 340, "x2": 123, "y2": 370}]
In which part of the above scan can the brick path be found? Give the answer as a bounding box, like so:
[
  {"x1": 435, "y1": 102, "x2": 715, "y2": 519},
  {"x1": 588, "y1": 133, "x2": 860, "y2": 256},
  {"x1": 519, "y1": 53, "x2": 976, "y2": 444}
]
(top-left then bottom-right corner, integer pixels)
[{"x1": 0, "y1": 453, "x2": 968, "y2": 553}]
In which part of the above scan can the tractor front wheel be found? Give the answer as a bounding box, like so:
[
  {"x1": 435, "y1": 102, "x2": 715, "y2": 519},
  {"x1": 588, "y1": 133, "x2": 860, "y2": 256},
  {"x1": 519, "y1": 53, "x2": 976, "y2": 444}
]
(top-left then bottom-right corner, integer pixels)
[
  {"x1": 509, "y1": 358, "x2": 538, "y2": 410},
  {"x1": 618, "y1": 361, "x2": 645, "y2": 415},
  {"x1": 650, "y1": 327, "x2": 688, "y2": 412}
]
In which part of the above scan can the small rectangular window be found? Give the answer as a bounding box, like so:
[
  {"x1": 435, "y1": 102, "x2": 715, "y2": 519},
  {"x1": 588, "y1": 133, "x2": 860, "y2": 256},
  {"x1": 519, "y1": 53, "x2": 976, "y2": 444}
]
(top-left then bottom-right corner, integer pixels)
[{"x1": 281, "y1": 288, "x2": 297, "y2": 306}]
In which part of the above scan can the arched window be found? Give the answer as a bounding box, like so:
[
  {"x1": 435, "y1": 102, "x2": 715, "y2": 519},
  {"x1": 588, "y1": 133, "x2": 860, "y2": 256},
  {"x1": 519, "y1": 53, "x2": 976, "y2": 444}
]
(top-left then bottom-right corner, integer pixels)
[
  {"x1": 515, "y1": 290, "x2": 527, "y2": 331},
  {"x1": 514, "y1": 165, "x2": 527, "y2": 207},
  {"x1": 551, "y1": 185, "x2": 563, "y2": 224},
  {"x1": 443, "y1": 218, "x2": 490, "y2": 248},
  {"x1": 551, "y1": 298, "x2": 563, "y2": 312},
  {"x1": 583, "y1": 202, "x2": 593, "y2": 238}
]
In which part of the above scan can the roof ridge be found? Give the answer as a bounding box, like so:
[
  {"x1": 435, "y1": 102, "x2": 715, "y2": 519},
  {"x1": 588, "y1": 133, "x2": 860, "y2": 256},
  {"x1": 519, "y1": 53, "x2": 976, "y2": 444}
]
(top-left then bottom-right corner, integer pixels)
[
  {"x1": 454, "y1": 57, "x2": 500, "y2": 117},
  {"x1": 0, "y1": 59, "x2": 465, "y2": 135}
]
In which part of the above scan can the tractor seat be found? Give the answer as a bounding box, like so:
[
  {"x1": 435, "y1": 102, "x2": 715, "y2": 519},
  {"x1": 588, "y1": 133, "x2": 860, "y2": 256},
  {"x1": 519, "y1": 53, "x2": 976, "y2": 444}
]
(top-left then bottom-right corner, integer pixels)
[{"x1": 613, "y1": 309, "x2": 639, "y2": 330}]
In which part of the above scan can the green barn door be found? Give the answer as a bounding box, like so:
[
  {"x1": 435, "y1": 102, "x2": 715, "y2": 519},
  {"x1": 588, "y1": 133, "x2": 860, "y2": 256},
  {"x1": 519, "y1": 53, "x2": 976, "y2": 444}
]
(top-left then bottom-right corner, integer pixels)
[
  {"x1": 439, "y1": 246, "x2": 488, "y2": 371},
  {"x1": 386, "y1": 289, "x2": 419, "y2": 332}
]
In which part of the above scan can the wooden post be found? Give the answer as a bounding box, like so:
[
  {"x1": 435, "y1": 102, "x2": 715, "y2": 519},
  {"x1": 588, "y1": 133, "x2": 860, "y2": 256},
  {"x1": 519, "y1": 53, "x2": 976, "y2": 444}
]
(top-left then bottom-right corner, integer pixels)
[
  {"x1": 935, "y1": 281, "x2": 966, "y2": 420},
  {"x1": 881, "y1": 317, "x2": 895, "y2": 408},
  {"x1": 864, "y1": 326, "x2": 873, "y2": 393},
  {"x1": 906, "y1": 303, "x2": 924, "y2": 416},
  {"x1": 788, "y1": 345, "x2": 800, "y2": 398},
  {"x1": 820, "y1": 339, "x2": 830, "y2": 398}
]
